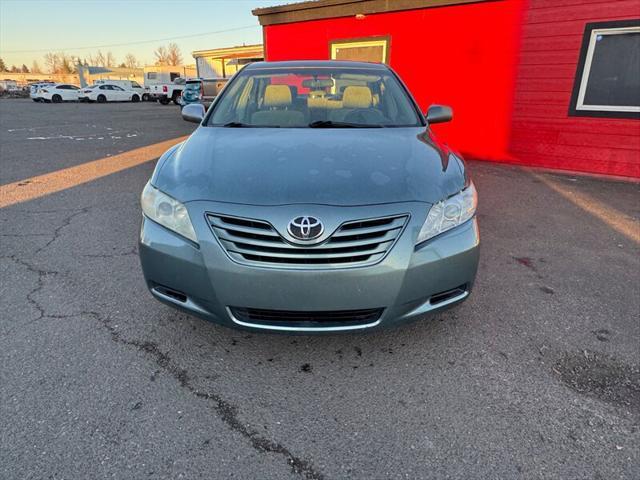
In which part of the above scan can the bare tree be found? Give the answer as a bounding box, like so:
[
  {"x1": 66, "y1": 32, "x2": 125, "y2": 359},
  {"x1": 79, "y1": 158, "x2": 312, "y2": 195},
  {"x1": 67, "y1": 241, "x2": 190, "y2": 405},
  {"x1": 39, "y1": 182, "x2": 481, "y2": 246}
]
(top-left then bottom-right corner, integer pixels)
[
  {"x1": 166, "y1": 43, "x2": 183, "y2": 66},
  {"x1": 0, "y1": 58, "x2": 6, "y2": 71},
  {"x1": 21, "y1": 64, "x2": 29, "y2": 73},
  {"x1": 43, "y1": 52, "x2": 75, "y2": 74},
  {"x1": 154, "y1": 43, "x2": 183, "y2": 66},
  {"x1": 93, "y1": 50, "x2": 106, "y2": 67},
  {"x1": 105, "y1": 51, "x2": 116, "y2": 68},
  {"x1": 124, "y1": 53, "x2": 139, "y2": 69},
  {"x1": 60, "y1": 55, "x2": 74, "y2": 74},
  {"x1": 31, "y1": 60, "x2": 41, "y2": 73},
  {"x1": 154, "y1": 45, "x2": 169, "y2": 65},
  {"x1": 44, "y1": 52, "x2": 59, "y2": 73}
]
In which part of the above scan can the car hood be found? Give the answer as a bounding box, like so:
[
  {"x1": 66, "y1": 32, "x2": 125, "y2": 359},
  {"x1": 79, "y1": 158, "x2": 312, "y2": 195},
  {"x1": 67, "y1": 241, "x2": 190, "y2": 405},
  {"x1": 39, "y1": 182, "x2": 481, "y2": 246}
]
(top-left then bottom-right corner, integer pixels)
[{"x1": 153, "y1": 126, "x2": 467, "y2": 206}]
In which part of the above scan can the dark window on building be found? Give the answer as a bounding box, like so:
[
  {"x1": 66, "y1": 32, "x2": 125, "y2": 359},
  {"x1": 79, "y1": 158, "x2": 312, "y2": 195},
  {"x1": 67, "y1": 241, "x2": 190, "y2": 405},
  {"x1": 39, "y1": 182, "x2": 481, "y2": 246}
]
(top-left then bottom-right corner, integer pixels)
[{"x1": 570, "y1": 20, "x2": 640, "y2": 119}]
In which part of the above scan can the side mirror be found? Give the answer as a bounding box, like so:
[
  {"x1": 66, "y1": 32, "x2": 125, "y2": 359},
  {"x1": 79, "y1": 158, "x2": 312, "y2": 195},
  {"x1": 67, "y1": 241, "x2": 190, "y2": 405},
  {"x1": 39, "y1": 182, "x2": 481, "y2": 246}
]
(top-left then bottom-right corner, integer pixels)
[
  {"x1": 182, "y1": 103, "x2": 205, "y2": 124},
  {"x1": 426, "y1": 104, "x2": 453, "y2": 124}
]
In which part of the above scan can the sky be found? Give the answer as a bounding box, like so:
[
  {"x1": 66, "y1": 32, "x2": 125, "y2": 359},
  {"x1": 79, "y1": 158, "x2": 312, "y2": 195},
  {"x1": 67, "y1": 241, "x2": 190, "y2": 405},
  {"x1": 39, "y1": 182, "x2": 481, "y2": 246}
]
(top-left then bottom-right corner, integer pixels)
[{"x1": 0, "y1": 0, "x2": 298, "y2": 69}]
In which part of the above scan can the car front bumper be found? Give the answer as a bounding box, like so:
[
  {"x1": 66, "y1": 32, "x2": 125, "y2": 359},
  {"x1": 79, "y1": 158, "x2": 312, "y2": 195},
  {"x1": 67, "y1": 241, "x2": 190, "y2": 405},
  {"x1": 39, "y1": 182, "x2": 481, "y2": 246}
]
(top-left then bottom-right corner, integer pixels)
[{"x1": 139, "y1": 201, "x2": 480, "y2": 333}]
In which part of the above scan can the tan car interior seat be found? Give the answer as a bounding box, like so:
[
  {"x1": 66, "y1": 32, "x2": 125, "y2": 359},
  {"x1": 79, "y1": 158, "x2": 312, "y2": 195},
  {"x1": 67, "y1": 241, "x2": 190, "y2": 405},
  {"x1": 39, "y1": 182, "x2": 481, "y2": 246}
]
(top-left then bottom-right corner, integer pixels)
[{"x1": 251, "y1": 85, "x2": 305, "y2": 127}]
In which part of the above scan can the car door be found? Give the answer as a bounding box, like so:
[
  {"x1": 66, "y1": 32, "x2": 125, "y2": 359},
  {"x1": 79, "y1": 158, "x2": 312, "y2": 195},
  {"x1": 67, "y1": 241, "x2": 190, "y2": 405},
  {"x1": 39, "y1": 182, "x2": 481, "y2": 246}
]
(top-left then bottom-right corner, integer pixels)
[
  {"x1": 98, "y1": 85, "x2": 112, "y2": 101},
  {"x1": 111, "y1": 85, "x2": 128, "y2": 101},
  {"x1": 55, "y1": 85, "x2": 69, "y2": 100},
  {"x1": 69, "y1": 85, "x2": 80, "y2": 100},
  {"x1": 63, "y1": 85, "x2": 79, "y2": 101}
]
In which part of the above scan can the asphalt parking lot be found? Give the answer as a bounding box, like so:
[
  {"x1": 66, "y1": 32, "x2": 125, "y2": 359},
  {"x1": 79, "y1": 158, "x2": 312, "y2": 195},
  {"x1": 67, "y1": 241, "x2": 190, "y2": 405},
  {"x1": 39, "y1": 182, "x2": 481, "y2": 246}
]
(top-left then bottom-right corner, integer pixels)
[{"x1": 1, "y1": 99, "x2": 639, "y2": 479}]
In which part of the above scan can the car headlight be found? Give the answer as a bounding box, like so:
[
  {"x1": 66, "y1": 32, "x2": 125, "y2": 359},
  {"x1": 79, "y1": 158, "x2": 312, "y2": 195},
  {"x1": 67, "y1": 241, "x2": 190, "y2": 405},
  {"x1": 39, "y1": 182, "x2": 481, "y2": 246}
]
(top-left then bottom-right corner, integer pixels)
[
  {"x1": 416, "y1": 182, "x2": 477, "y2": 245},
  {"x1": 141, "y1": 182, "x2": 197, "y2": 243}
]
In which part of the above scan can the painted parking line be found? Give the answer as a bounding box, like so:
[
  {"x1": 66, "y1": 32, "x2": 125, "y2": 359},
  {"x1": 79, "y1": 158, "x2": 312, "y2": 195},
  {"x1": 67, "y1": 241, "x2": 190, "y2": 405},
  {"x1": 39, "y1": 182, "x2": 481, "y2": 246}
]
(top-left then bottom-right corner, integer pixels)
[
  {"x1": 533, "y1": 173, "x2": 640, "y2": 244},
  {"x1": 0, "y1": 136, "x2": 188, "y2": 209}
]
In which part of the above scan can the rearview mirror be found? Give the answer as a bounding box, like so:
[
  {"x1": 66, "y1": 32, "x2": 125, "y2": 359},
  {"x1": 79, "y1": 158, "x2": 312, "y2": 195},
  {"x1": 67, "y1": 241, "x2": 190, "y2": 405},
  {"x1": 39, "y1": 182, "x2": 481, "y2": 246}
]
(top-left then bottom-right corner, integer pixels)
[
  {"x1": 426, "y1": 104, "x2": 453, "y2": 124},
  {"x1": 182, "y1": 103, "x2": 205, "y2": 124}
]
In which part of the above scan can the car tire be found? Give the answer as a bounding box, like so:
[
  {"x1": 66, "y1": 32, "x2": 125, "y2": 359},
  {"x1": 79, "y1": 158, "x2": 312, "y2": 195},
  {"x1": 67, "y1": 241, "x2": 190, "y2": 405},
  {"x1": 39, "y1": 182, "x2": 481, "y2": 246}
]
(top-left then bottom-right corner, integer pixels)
[
  {"x1": 32, "y1": 98, "x2": 39, "y2": 102},
  {"x1": 172, "y1": 93, "x2": 181, "y2": 105},
  {"x1": 158, "y1": 97, "x2": 170, "y2": 105},
  {"x1": 97, "y1": 94, "x2": 107, "y2": 103},
  {"x1": 131, "y1": 94, "x2": 140, "y2": 103},
  {"x1": 52, "y1": 94, "x2": 62, "y2": 103},
  {"x1": 142, "y1": 93, "x2": 149, "y2": 101}
]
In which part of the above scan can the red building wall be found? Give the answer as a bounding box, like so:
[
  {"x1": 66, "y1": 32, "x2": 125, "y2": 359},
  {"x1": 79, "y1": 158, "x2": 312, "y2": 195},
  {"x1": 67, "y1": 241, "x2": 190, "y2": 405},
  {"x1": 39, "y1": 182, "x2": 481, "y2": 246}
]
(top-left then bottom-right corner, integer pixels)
[
  {"x1": 509, "y1": 0, "x2": 640, "y2": 177},
  {"x1": 263, "y1": 1, "x2": 526, "y2": 161}
]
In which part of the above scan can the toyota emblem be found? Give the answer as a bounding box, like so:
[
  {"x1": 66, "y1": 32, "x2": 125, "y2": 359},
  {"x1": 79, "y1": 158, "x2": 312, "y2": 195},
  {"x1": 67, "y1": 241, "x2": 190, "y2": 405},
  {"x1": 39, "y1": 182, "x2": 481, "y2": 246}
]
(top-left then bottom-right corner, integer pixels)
[{"x1": 288, "y1": 216, "x2": 323, "y2": 241}]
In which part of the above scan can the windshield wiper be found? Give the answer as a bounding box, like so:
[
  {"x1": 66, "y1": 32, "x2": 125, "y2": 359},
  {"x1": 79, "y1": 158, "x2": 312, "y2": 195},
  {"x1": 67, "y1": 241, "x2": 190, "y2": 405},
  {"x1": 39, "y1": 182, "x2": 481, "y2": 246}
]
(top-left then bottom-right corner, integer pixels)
[
  {"x1": 221, "y1": 121, "x2": 252, "y2": 128},
  {"x1": 217, "y1": 121, "x2": 282, "y2": 128},
  {"x1": 308, "y1": 120, "x2": 383, "y2": 128}
]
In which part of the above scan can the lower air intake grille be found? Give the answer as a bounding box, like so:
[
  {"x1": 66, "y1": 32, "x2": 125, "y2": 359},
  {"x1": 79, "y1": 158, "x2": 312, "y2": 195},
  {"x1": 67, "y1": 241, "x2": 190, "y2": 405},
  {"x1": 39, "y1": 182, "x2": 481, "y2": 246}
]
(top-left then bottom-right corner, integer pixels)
[
  {"x1": 208, "y1": 213, "x2": 408, "y2": 268},
  {"x1": 229, "y1": 307, "x2": 384, "y2": 328}
]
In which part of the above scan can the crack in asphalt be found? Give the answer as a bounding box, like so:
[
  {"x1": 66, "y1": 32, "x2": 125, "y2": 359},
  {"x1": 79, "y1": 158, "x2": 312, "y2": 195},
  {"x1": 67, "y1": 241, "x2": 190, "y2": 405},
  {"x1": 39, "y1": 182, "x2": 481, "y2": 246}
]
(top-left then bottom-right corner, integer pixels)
[
  {"x1": 3, "y1": 255, "x2": 62, "y2": 327},
  {"x1": 2, "y1": 204, "x2": 325, "y2": 479},
  {"x1": 3, "y1": 249, "x2": 325, "y2": 479},
  {"x1": 33, "y1": 207, "x2": 90, "y2": 255},
  {"x1": 88, "y1": 310, "x2": 326, "y2": 480},
  {"x1": 1, "y1": 208, "x2": 89, "y2": 333}
]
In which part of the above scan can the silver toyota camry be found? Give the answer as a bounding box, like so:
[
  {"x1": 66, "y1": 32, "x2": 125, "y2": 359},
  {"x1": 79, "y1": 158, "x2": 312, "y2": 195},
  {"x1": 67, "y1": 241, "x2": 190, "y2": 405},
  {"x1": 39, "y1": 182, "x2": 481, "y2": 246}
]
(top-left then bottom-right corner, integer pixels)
[{"x1": 139, "y1": 60, "x2": 479, "y2": 333}]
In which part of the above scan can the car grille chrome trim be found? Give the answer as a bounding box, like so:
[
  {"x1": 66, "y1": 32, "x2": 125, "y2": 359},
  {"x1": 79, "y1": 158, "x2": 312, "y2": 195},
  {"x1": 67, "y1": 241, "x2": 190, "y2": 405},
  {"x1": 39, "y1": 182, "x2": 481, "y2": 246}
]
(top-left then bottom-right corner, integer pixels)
[
  {"x1": 227, "y1": 306, "x2": 384, "y2": 331},
  {"x1": 207, "y1": 213, "x2": 409, "y2": 268}
]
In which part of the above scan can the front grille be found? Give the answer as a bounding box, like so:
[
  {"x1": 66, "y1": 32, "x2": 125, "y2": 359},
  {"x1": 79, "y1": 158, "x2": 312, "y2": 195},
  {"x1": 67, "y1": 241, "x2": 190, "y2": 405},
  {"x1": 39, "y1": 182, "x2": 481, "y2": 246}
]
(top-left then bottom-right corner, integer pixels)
[
  {"x1": 230, "y1": 307, "x2": 383, "y2": 328},
  {"x1": 207, "y1": 213, "x2": 408, "y2": 268}
]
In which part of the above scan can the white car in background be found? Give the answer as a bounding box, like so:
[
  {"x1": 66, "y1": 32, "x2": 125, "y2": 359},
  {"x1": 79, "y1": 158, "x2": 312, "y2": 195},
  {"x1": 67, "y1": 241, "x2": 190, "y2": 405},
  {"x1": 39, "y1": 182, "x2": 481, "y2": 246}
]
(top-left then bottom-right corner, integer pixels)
[
  {"x1": 79, "y1": 83, "x2": 142, "y2": 103},
  {"x1": 93, "y1": 79, "x2": 145, "y2": 99},
  {"x1": 37, "y1": 83, "x2": 81, "y2": 103},
  {"x1": 29, "y1": 82, "x2": 55, "y2": 102}
]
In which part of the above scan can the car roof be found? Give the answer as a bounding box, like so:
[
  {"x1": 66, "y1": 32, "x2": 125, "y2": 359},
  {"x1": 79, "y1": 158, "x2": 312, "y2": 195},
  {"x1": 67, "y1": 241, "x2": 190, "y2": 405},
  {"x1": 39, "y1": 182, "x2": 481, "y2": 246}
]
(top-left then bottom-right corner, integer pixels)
[{"x1": 244, "y1": 60, "x2": 389, "y2": 71}]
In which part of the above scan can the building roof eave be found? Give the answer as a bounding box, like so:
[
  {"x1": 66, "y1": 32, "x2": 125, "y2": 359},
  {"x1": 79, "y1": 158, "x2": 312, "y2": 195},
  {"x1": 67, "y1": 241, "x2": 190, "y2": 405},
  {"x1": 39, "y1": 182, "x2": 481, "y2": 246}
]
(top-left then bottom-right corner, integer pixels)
[
  {"x1": 252, "y1": 0, "x2": 494, "y2": 26},
  {"x1": 192, "y1": 44, "x2": 264, "y2": 59}
]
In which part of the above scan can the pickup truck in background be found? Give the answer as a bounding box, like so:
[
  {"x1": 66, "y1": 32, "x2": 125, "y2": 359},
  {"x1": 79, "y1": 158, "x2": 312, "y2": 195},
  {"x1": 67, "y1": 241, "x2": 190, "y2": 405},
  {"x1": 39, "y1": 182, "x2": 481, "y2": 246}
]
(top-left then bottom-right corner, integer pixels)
[
  {"x1": 178, "y1": 78, "x2": 228, "y2": 108},
  {"x1": 149, "y1": 77, "x2": 186, "y2": 105}
]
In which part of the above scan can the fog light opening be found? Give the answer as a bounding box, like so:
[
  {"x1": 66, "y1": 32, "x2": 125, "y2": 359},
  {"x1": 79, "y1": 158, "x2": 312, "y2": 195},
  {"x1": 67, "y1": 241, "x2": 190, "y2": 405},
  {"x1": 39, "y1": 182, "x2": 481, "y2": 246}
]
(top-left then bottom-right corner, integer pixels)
[
  {"x1": 429, "y1": 284, "x2": 468, "y2": 306},
  {"x1": 154, "y1": 285, "x2": 188, "y2": 303}
]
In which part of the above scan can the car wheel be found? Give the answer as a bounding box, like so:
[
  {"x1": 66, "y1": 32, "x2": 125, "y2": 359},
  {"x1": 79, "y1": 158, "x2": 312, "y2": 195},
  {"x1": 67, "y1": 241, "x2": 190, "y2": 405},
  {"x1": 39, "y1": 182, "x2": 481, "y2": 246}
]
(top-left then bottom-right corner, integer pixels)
[
  {"x1": 52, "y1": 94, "x2": 62, "y2": 103},
  {"x1": 142, "y1": 93, "x2": 149, "y2": 101},
  {"x1": 97, "y1": 94, "x2": 107, "y2": 103},
  {"x1": 32, "y1": 98, "x2": 39, "y2": 102},
  {"x1": 131, "y1": 94, "x2": 140, "y2": 103},
  {"x1": 158, "y1": 97, "x2": 170, "y2": 105},
  {"x1": 172, "y1": 93, "x2": 181, "y2": 105}
]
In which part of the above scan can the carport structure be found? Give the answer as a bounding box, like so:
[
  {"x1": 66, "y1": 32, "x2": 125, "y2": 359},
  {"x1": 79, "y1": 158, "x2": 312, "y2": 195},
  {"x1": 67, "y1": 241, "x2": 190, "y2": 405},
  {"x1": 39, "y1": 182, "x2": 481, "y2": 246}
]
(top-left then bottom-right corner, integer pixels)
[{"x1": 253, "y1": 0, "x2": 640, "y2": 178}]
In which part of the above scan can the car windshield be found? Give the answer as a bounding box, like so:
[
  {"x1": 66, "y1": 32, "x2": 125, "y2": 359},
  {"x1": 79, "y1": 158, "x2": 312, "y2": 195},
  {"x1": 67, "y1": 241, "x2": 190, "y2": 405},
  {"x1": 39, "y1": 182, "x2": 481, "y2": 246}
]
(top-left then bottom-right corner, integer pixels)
[
  {"x1": 208, "y1": 67, "x2": 422, "y2": 128},
  {"x1": 185, "y1": 82, "x2": 201, "y2": 91}
]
